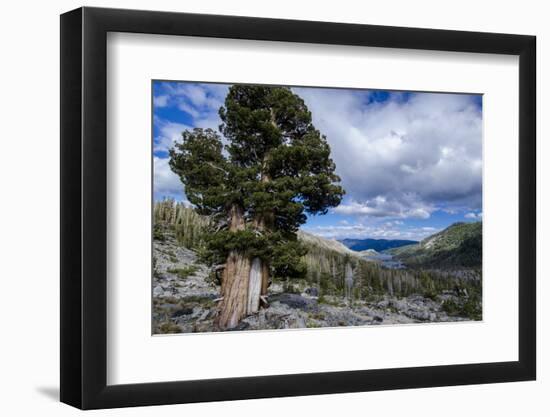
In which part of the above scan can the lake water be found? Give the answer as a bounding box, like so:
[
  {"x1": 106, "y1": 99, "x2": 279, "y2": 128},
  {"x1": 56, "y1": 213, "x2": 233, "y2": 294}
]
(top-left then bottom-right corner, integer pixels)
[{"x1": 365, "y1": 252, "x2": 405, "y2": 269}]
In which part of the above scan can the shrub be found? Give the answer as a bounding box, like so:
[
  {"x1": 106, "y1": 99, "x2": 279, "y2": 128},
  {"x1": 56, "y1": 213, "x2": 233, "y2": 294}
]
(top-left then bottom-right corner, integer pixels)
[
  {"x1": 442, "y1": 299, "x2": 460, "y2": 316},
  {"x1": 310, "y1": 311, "x2": 326, "y2": 320},
  {"x1": 158, "y1": 321, "x2": 181, "y2": 334},
  {"x1": 282, "y1": 280, "x2": 301, "y2": 294},
  {"x1": 153, "y1": 224, "x2": 166, "y2": 241},
  {"x1": 423, "y1": 288, "x2": 439, "y2": 301},
  {"x1": 461, "y1": 295, "x2": 482, "y2": 321},
  {"x1": 167, "y1": 265, "x2": 199, "y2": 279},
  {"x1": 442, "y1": 296, "x2": 482, "y2": 321}
]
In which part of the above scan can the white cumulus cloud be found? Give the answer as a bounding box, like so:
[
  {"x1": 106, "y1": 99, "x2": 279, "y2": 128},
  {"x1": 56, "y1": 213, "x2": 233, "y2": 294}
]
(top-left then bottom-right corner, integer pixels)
[
  {"x1": 153, "y1": 118, "x2": 191, "y2": 154},
  {"x1": 294, "y1": 88, "x2": 482, "y2": 220},
  {"x1": 153, "y1": 94, "x2": 169, "y2": 107},
  {"x1": 465, "y1": 211, "x2": 483, "y2": 219},
  {"x1": 153, "y1": 156, "x2": 188, "y2": 202},
  {"x1": 303, "y1": 221, "x2": 440, "y2": 241},
  {"x1": 152, "y1": 82, "x2": 482, "y2": 224}
]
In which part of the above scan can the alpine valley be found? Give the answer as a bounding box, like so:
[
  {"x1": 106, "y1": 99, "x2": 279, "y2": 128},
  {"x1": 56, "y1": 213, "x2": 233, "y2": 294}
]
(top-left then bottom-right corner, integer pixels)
[{"x1": 152, "y1": 200, "x2": 482, "y2": 334}]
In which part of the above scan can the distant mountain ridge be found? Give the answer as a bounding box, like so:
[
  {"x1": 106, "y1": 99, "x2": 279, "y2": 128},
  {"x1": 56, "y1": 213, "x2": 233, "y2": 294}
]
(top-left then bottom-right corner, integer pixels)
[
  {"x1": 340, "y1": 238, "x2": 418, "y2": 252},
  {"x1": 298, "y1": 230, "x2": 361, "y2": 258},
  {"x1": 389, "y1": 222, "x2": 482, "y2": 269}
]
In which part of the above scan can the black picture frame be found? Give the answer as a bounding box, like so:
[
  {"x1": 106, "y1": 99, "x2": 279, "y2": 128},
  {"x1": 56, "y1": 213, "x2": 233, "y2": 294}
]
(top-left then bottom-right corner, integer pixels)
[{"x1": 60, "y1": 6, "x2": 536, "y2": 410}]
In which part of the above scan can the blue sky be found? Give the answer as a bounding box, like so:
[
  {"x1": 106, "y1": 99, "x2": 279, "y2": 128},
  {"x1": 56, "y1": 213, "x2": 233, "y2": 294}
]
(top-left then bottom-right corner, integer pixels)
[{"x1": 153, "y1": 81, "x2": 483, "y2": 241}]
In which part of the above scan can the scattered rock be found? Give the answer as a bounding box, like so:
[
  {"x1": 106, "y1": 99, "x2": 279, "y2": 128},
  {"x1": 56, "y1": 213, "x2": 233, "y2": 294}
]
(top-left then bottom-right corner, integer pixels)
[
  {"x1": 408, "y1": 310, "x2": 430, "y2": 321},
  {"x1": 153, "y1": 232, "x2": 475, "y2": 334},
  {"x1": 171, "y1": 307, "x2": 193, "y2": 318},
  {"x1": 270, "y1": 293, "x2": 316, "y2": 310},
  {"x1": 230, "y1": 321, "x2": 250, "y2": 331},
  {"x1": 304, "y1": 287, "x2": 319, "y2": 297}
]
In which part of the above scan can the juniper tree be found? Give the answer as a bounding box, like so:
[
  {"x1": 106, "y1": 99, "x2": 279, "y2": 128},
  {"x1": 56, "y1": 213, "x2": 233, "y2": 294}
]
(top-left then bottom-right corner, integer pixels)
[{"x1": 169, "y1": 85, "x2": 344, "y2": 329}]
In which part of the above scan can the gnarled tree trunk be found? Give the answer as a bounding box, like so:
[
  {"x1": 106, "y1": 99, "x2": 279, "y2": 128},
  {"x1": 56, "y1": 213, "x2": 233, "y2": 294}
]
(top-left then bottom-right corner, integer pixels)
[
  {"x1": 218, "y1": 250, "x2": 251, "y2": 329},
  {"x1": 247, "y1": 258, "x2": 262, "y2": 314},
  {"x1": 218, "y1": 133, "x2": 277, "y2": 327},
  {"x1": 217, "y1": 205, "x2": 252, "y2": 329}
]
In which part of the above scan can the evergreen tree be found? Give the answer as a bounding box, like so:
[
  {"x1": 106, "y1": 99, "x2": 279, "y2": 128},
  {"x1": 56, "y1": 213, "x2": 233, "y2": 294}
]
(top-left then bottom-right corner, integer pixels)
[{"x1": 169, "y1": 85, "x2": 344, "y2": 328}]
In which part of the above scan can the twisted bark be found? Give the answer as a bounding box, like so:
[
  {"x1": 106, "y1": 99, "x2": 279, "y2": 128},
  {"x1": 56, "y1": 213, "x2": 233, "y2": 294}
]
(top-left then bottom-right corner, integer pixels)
[
  {"x1": 218, "y1": 250, "x2": 251, "y2": 329},
  {"x1": 217, "y1": 205, "x2": 251, "y2": 329}
]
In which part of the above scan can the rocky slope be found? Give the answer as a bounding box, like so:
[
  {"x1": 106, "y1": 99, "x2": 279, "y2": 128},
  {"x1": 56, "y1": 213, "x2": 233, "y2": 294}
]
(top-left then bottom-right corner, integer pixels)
[
  {"x1": 298, "y1": 230, "x2": 361, "y2": 258},
  {"x1": 152, "y1": 232, "x2": 473, "y2": 334}
]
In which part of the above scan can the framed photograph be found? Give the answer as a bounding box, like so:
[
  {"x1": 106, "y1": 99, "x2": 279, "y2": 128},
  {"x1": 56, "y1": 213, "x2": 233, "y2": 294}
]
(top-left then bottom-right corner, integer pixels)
[{"x1": 60, "y1": 6, "x2": 536, "y2": 409}]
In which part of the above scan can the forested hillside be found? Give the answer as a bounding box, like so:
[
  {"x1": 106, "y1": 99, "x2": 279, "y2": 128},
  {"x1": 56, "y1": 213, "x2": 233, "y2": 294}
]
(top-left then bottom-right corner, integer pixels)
[
  {"x1": 389, "y1": 222, "x2": 482, "y2": 269},
  {"x1": 152, "y1": 199, "x2": 482, "y2": 333}
]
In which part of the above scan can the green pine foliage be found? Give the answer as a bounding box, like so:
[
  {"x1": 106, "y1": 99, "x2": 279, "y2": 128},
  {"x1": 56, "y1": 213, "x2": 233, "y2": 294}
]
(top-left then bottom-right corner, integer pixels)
[{"x1": 169, "y1": 85, "x2": 345, "y2": 279}]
